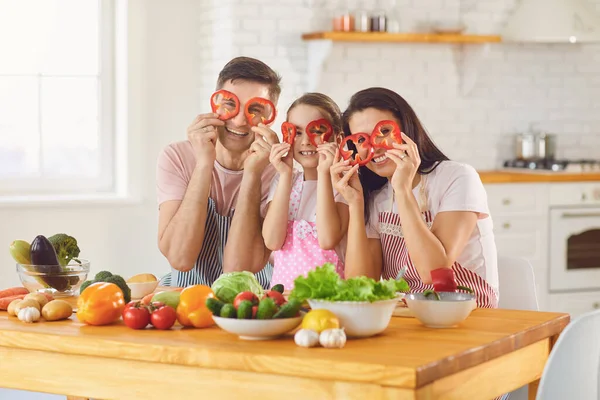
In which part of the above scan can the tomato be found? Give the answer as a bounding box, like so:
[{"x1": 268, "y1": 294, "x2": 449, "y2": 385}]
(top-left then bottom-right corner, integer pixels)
[
  {"x1": 176, "y1": 284, "x2": 215, "y2": 328},
  {"x1": 233, "y1": 291, "x2": 259, "y2": 309},
  {"x1": 125, "y1": 300, "x2": 142, "y2": 310},
  {"x1": 263, "y1": 290, "x2": 286, "y2": 307},
  {"x1": 150, "y1": 305, "x2": 177, "y2": 330},
  {"x1": 123, "y1": 305, "x2": 150, "y2": 330}
]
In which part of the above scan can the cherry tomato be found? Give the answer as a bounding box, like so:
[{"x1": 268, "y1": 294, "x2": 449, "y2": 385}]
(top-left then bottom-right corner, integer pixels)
[
  {"x1": 150, "y1": 305, "x2": 177, "y2": 330},
  {"x1": 122, "y1": 305, "x2": 150, "y2": 330},
  {"x1": 233, "y1": 292, "x2": 259, "y2": 309},
  {"x1": 263, "y1": 290, "x2": 286, "y2": 307}
]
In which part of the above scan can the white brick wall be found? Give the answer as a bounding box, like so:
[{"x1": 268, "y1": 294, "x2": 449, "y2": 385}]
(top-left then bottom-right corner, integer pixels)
[{"x1": 199, "y1": 0, "x2": 600, "y2": 169}]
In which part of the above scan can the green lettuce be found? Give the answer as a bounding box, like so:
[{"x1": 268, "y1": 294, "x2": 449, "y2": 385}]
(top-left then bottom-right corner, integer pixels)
[
  {"x1": 211, "y1": 271, "x2": 264, "y2": 303},
  {"x1": 290, "y1": 263, "x2": 409, "y2": 303}
]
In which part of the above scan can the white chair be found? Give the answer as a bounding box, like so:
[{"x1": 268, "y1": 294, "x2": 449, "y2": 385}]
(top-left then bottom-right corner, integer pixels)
[
  {"x1": 536, "y1": 309, "x2": 600, "y2": 400},
  {"x1": 497, "y1": 256, "x2": 540, "y2": 400}
]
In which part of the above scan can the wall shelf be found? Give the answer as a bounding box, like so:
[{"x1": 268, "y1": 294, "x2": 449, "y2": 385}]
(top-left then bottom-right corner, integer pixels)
[
  {"x1": 301, "y1": 31, "x2": 502, "y2": 44},
  {"x1": 301, "y1": 31, "x2": 502, "y2": 95}
]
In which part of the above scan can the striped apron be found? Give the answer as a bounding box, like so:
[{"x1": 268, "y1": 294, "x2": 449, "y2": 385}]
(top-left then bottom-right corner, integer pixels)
[
  {"x1": 159, "y1": 198, "x2": 273, "y2": 289},
  {"x1": 380, "y1": 178, "x2": 498, "y2": 309}
]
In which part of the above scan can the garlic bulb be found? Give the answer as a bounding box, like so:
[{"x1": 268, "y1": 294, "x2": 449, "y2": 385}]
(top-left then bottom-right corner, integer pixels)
[
  {"x1": 294, "y1": 329, "x2": 320, "y2": 348},
  {"x1": 319, "y1": 328, "x2": 346, "y2": 349},
  {"x1": 18, "y1": 306, "x2": 41, "y2": 323}
]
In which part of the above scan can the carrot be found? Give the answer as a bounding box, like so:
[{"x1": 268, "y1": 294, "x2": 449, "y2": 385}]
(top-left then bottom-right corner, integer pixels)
[
  {"x1": 0, "y1": 294, "x2": 26, "y2": 310},
  {"x1": 141, "y1": 292, "x2": 154, "y2": 305},
  {"x1": 0, "y1": 287, "x2": 29, "y2": 299}
]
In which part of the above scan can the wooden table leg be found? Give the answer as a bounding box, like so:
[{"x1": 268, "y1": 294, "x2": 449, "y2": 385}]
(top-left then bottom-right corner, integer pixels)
[
  {"x1": 528, "y1": 379, "x2": 540, "y2": 400},
  {"x1": 66, "y1": 396, "x2": 89, "y2": 400}
]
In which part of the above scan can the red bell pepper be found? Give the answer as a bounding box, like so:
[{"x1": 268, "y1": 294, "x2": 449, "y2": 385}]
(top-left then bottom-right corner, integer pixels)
[
  {"x1": 339, "y1": 133, "x2": 373, "y2": 166},
  {"x1": 370, "y1": 120, "x2": 402, "y2": 150},
  {"x1": 281, "y1": 122, "x2": 296, "y2": 145},
  {"x1": 210, "y1": 90, "x2": 240, "y2": 121},
  {"x1": 430, "y1": 268, "x2": 474, "y2": 293},
  {"x1": 305, "y1": 118, "x2": 333, "y2": 147},
  {"x1": 244, "y1": 97, "x2": 277, "y2": 126}
]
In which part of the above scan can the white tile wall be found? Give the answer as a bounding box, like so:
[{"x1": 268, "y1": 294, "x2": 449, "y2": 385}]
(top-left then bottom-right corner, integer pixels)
[{"x1": 198, "y1": 0, "x2": 600, "y2": 169}]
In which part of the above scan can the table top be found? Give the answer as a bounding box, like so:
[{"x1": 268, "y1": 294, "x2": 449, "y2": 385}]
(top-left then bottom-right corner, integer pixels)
[{"x1": 0, "y1": 304, "x2": 569, "y2": 389}]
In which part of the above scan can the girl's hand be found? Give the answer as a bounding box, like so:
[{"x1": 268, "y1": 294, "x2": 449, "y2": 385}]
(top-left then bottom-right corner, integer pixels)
[
  {"x1": 269, "y1": 143, "x2": 293, "y2": 176},
  {"x1": 316, "y1": 142, "x2": 338, "y2": 175},
  {"x1": 387, "y1": 132, "x2": 421, "y2": 194},
  {"x1": 330, "y1": 150, "x2": 363, "y2": 206}
]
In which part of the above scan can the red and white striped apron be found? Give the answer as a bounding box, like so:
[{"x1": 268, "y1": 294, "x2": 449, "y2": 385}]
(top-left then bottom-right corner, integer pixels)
[{"x1": 379, "y1": 180, "x2": 498, "y2": 309}]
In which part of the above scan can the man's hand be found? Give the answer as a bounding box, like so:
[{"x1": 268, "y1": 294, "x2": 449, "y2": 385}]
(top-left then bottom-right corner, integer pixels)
[
  {"x1": 187, "y1": 113, "x2": 224, "y2": 168},
  {"x1": 245, "y1": 123, "x2": 280, "y2": 174}
]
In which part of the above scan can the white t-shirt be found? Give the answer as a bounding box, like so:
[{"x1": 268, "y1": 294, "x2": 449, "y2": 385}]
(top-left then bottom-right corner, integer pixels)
[
  {"x1": 267, "y1": 170, "x2": 348, "y2": 262},
  {"x1": 366, "y1": 161, "x2": 499, "y2": 292}
]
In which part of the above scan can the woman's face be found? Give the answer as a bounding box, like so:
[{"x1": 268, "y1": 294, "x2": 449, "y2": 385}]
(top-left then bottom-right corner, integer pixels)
[
  {"x1": 288, "y1": 104, "x2": 335, "y2": 170},
  {"x1": 348, "y1": 108, "x2": 401, "y2": 178}
]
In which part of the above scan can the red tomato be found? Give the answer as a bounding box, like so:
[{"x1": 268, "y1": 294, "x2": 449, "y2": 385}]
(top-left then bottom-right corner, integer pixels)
[
  {"x1": 233, "y1": 292, "x2": 259, "y2": 309},
  {"x1": 150, "y1": 305, "x2": 177, "y2": 330},
  {"x1": 122, "y1": 305, "x2": 150, "y2": 329},
  {"x1": 263, "y1": 290, "x2": 286, "y2": 307}
]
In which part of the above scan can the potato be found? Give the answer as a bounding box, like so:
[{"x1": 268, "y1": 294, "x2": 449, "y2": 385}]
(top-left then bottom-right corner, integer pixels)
[
  {"x1": 24, "y1": 293, "x2": 49, "y2": 307},
  {"x1": 14, "y1": 299, "x2": 41, "y2": 315},
  {"x1": 42, "y1": 300, "x2": 73, "y2": 321},
  {"x1": 7, "y1": 299, "x2": 22, "y2": 317}
]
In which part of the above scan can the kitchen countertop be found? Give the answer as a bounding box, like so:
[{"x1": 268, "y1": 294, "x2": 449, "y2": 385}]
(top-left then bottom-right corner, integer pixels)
[{"x1": 478, "y1": 170, "x2": 600, "y2": 184}]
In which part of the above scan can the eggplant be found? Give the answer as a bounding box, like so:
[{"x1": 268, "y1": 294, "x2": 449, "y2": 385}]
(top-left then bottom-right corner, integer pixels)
[{"x1": 30, "y1": 235, "x2": 69, "y2": 291}]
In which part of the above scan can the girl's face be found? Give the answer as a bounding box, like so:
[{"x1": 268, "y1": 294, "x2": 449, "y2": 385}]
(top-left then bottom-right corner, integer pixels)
[
  {"x1": 348, "y1": 108, "x2": 401, "y2": 178},
  {"x1": 287, "y1": 104, "x2": 336, "y2": 170}
]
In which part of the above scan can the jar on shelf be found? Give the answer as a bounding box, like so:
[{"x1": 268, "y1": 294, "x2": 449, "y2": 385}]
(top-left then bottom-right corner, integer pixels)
[
  {"x1": 370, "y1": 11, "x2": 387, "y2": 32},
  {"x1": 354, "y1": 10, "x2": 370, "y2": 32}
]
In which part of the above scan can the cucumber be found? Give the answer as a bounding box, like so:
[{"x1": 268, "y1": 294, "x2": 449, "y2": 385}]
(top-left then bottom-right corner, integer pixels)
[
  {"x1": 273, "y1": 299, "x2": 302, "y2": 319},
  {"x1": 256, "y1": 297, "x2": 278, "y2": 320},
  {"x1": 219, "y1": 304, "x2": 237, "y2": 318},
  {"x1": 271, "y1": 284, "x2": 284, "y2": 294},
  {"x1": 205, "y1": 297, "x2": 224, "y2": 316},
  {"x1": 237, "y1": 300, "x2": 253, "y2": 319}
]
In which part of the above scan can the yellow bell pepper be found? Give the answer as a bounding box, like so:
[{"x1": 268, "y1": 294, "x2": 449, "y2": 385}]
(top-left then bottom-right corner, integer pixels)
[
  {"x1": 77, "y1": 282, "x2": 125, "y2": 326},
  {"x1": 176, "y1": 284, "x2": 215, "y2": 328}
]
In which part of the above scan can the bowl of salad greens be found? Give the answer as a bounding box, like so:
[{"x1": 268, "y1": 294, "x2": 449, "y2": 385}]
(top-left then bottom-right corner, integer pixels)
[{"x1": 289, "y1": 264, "x2": 410, "y2": 338}]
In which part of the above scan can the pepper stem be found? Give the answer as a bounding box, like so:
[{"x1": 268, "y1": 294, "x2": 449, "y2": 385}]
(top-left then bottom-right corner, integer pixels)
[
  {"x1": 457, "y1": 285, "x2": 474, "y2": 294},
  {"x1": 423, "y1": 290, "x2": 441, "y2": 301}
]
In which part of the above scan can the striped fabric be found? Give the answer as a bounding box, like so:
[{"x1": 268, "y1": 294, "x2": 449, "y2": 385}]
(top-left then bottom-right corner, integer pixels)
[
  {"x1": 379, "y1": 210, "x2": 498, "y2": 309},
  {"x1": 160, "y1": 198, "x2": 272, "y2": 289}
]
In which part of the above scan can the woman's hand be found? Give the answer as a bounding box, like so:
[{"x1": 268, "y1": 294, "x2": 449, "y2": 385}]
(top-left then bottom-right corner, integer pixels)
[
  {"x1": 269, "y1": 143, "x2": 293, "y2": 176},
  {"x1": 331, "y1": 151, "x2": 363, "y2": 206},
  {"x1": 316, "y1": 142, "x2": 338, "y2": 175},
  {"x1": 387, "y1": 132, "x2": 421, "y2": 194}
]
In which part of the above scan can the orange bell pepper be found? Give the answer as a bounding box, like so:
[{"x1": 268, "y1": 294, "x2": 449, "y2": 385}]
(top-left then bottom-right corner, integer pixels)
[
  {"x1": 77, "y1": 282, "x2": 125, "y2": 326},
  {"x1": 176, "y1": 284, "x2": 215, "y2": 328}
]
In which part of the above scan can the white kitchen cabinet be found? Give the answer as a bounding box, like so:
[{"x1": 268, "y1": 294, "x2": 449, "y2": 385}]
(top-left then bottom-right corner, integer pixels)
[{"x1": 548, "y1": 291, "x2": 600, "y2": 318}]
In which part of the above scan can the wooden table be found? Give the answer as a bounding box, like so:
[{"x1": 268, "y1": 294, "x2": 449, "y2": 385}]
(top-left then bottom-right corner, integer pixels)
[{"x1": 0, "y1": 301, "x2": 568, "y2": 400}]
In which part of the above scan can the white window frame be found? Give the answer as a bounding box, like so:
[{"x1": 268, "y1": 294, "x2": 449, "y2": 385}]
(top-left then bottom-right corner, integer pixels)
[{"x1": 0, "y1": 0, "x2": 122, "y2": 198}]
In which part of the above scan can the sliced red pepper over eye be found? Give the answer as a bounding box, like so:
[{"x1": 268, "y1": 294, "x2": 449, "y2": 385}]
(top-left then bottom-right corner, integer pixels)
[
  {"x1": 305, "y1": 118, "x2": 333, "y2": 147},
  {"x1": 339, "y1": 133, "x2": 374, "y2": 166},
  {"x1": 370, "y1": 120, "x2": 402, "y2": 150},
  {"x1": 281, "y1": 122, "x2": 297, "y2": 144},
  {"x1": 430, "y1": 268, "x2": 474, "y2": 294},
  {"x1": 210, "y1": 90, "x2": 240, "y2": 121},
  {"x1": 244, "y1": 97, "x2": 276, "y2": 127}
]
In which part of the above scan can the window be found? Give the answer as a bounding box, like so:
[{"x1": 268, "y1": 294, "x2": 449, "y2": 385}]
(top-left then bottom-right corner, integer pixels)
[{"x1": 0, "y1": 0, "x2": 117, "y2": 196}]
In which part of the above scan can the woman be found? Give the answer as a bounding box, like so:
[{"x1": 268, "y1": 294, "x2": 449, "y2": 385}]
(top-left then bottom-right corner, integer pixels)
[{"x1": 331, "y1": 87, "x2": 499, "y2": 308}]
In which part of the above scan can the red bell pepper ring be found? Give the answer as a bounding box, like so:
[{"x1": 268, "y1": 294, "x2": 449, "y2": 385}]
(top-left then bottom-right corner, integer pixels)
[
  {"x1": 244, "y1": 97, "x2": 277, "y2": 127},
  {"x1": 210, "y1": 90, "x2": 240, "y2": 121},
  {"x1": 430, "y1": 268, "x2": 474, "y2": 294},
  {"x1": 305, "y1": 118, "x2": 333, "y2": 147},
  {"x1": 339, "y1": 133, "x2": 373, "y2": 166},
  {"x1": 370, "y1": 120, "x2": 403, "y2": 150},
  {"x1": 281, "y1": 122, "x2": 296, "y2": 145}
]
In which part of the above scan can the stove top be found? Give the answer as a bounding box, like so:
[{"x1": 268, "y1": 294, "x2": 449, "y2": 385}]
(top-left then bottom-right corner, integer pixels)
[{"x1": 503, "y1": 159, "x2": 600, "y2": 173}]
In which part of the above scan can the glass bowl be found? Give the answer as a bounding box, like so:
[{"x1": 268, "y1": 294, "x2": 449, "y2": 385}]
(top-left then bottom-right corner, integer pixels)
[{"x1": 16, "y1": 259, "x2": 90, "y2": 298}]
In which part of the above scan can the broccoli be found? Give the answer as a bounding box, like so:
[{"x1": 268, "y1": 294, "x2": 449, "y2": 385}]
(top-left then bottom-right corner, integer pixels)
[
  {"x1": 79, "y1": 280, "x2": 94, "y2": 294},
  {"x1": 94, "y1": 271, "x2": 113, "y2": 281},
  {"x1": 48, "y1": 233, "x2": 81, "y2": 267},
  {"x1": 105, "y1": 275, "x2": 131, "y2": 303}
]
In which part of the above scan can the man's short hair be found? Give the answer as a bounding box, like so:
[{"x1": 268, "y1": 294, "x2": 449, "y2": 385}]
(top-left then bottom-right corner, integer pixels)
[{"x1": 216, "y1": 56, "x2": 282, "y2": 103}]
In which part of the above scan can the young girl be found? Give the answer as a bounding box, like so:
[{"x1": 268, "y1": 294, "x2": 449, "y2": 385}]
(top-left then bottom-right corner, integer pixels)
[
  {"x1": 331, "y1": 87, "x2": 499, "y2": 308},
  {"x1": 262, "y1": 93, "x2": 349, "y2": 289}
]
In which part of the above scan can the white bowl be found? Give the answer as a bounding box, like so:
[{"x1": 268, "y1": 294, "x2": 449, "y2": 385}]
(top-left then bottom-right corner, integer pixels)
[
  {"x1": 307, "y1": 296, "x2": 399, "y2": 338},
  {"x1": 404, "y1": 292, "x2": 476, "y2": 328},
  {"x1": 128, "y1": 281, "x2": 159, "y2": 299},
  {"x1": 212, "y1": 315, "x2": 304, "y2": 340}
]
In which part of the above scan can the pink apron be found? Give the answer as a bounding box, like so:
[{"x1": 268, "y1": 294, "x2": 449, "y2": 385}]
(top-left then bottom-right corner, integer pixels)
[
  {"x1": 271, "y1": 172, "x2": 345, "y2": 289},
  {"x1": 379, "y1": 178, "x2": 498, "y2": 309}
]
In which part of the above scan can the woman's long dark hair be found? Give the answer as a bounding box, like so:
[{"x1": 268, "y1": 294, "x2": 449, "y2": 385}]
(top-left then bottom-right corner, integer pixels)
[{"x1": 341, "y1": 87, "x2": 450, "y2": 221}]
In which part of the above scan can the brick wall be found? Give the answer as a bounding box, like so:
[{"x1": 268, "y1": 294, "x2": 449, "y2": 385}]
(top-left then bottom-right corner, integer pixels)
[{"x1": 199, "y1": 0, "x2": 600, "y2": 169}]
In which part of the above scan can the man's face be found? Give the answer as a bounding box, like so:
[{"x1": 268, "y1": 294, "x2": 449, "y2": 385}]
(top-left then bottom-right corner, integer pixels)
[{"x1": 216, "y1": 80, "x2": 274, "y2": 154}]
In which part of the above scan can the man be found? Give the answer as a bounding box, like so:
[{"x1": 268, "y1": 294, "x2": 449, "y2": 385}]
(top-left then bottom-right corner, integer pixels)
[{"x1": 156, "y1": 56, "x2": 280, "y2": 288}]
